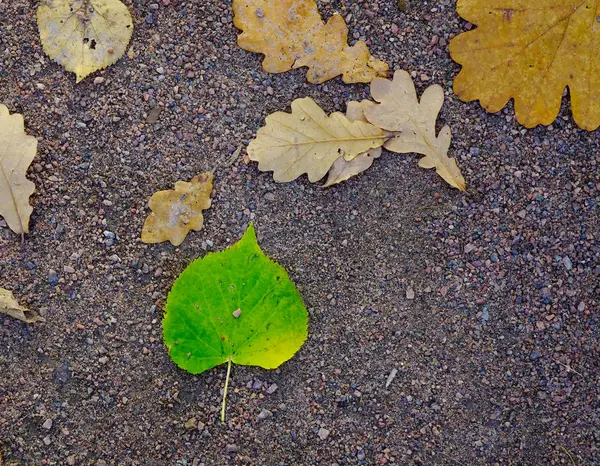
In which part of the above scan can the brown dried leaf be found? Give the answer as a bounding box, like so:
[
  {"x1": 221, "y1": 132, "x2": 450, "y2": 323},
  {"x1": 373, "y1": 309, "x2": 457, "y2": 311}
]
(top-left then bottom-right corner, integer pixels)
[
  {"x1": 364, "y1": 70, "x2": 467, "y2": 191},
  {"x1": 0, "y1": 104, "x2": 37, "y2": 235},
  {"x1": 0, "y1": 288, "x2": 44, "y2": 323},
  {"x1": 248, "y1": 97, "x2": 386, "y2": 183},
  {"x1": 142, "y1": 172, "x2": 213, "y2": 246},
  {"x1": 232, "y1": 0, "x2": 388, "y2": 84}
]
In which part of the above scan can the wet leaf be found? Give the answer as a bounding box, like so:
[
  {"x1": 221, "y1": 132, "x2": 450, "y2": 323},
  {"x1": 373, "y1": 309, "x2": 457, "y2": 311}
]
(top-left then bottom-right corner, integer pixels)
[
  {"x1": 37, "y1": 0, "x2": 134, "y2": 83},
  {"x1": 142, "y1": 172, "x2": 213, "y2": 247},
  {"x1": 232, "y1": 0, "x2": 388, "y2": 84},
  {"x1": 163, "y1": 224, "x2": 308, "y2": 420},
  {"x1": 0, "y1": 288, "x2": 44, "y2": 323},
  {"x1": 248, "y1": 97, "x2": 386, "y2": 183},
  {"x1": 364, "y1": 70, "x2": 466, "y2": 191},
  {"x1": 0, "y1": 104, "x2": 37, "y2": 235},
  {"x1": 323, "y1": 100, "x2": 382, "y2": 187},
  {"x1": 449, "y1": 0, "x2": 600, "y2": 130}
]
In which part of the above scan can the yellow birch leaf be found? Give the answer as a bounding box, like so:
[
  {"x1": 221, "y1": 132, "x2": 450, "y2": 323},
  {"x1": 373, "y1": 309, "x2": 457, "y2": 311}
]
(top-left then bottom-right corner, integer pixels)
[
  {"x1": 0, "y1": 104, "x2": 37, "y2": 235},
  {"x1": 0, "y1": 288, "x2": 44, "y2": 324},
  {"x1": 449, "y1": 0, "x2": 600, "y2": 130},
  {"x1": 232, "y1": 0, "x2": 388, "y2": 84},
  {"x1": 142, "y1": 172, "x2": 213, "y2": 247},
  {"x1": 248, "y1": 97, "x2": 386, "y2": 183},
  {"x1": 323, "y1": 100, "x2": 382, "y2": 187},
  {"x1": 37, "y1": 0, "x2": 134, "y2": 83},
  {"x1": 364, "y1": 70, "x2": 467, "y2": 191}
]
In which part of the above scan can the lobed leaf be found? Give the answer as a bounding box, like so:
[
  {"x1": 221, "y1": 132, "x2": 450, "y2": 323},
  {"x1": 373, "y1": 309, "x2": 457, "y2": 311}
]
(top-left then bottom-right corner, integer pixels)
[
  {"x1": 142, "y1": 172, "x2": 213, "y2": 247},
  {"x1": 0, "y1": 105, "x2": 37, "y2": 236},
  {"x1": 449, "y1": 0, "x2": 600, "y2": 130},
  {"x1": 232, "y1": 0, "x2": 388, "y2": 84},
  {"x1": 248, "y1": 97, "x2": 386, "y2": 183},
  {"x1": 364, "y1": 70, "x2": 467, "y2": 191}
]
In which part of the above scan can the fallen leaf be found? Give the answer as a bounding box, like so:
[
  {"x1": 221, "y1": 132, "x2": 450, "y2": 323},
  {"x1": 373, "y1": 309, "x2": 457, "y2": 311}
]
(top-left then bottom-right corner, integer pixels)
[
  {"x1": 163, "y1": 224, "x2": 308, "y2": 421},
  {"x1": 364, "y1": 70, "x2": 466, "y2": 191},
  {"x1": 232, "y1": 0, "x2": 388, "y2": 84},
  {"x1": 142, "y1": 172, "x2": 213, "y2": 246},
  {"x1": 248, "y1": 97, "x2": 386, "y2": 183},
  {"x1": 323, "y1": 100, "x2": 382, "y2": 187},
  {"x1": 37, "y1": 0, "x2": 134, "y2": 83},
  {"x1": 449, "y1": 0, "x2": 600, "y2": 130},
  {"x1": 0, "y1": 104, "x2": 38, "y2": 235},
  {"x1": 0, "y1": 288, "x2": 44, "y2": 323}
]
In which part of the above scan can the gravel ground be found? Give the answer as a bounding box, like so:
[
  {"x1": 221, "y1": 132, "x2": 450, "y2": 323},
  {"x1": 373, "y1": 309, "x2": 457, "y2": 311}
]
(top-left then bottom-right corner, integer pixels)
[{"x1": 1, "y1": 0, "x2": 599, "y2": 465}]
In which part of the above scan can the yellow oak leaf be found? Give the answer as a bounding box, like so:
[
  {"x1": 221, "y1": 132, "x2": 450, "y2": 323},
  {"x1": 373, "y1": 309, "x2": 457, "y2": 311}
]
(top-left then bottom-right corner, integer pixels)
[
  {"x1": 37, "y1": 0, "x2": 133, "y2": 83},
  {"x1": 142, "y1": 173, "x2": 213, "y2": 247},
  {"x1": 0, "y1": 104, "x2": 38, "y2": 236},
  {"x1": 248, "y1": 97, "x2": 386, "y2": 183},
  {"x1": 232, "y1": 0, "x2": 388, "y2": 84},
  {"x1": 449, "y1": 0, "x2": 600, "y2": 130},
  {"x1": 323, "y1": 100, "x2": 382, "y2": 187},
  {"x1": 364, "y1": 70, "x2": 466, "y2": 191},
  {"x1": 0, "y1": 288, "x2": 44, "y2": 323}
]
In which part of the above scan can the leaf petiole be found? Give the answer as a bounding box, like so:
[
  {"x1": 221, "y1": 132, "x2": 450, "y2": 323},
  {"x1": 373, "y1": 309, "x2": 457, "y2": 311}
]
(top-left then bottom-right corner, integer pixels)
[{"x1": 221, "y1": 357, "x2": 233, "y2": 422}]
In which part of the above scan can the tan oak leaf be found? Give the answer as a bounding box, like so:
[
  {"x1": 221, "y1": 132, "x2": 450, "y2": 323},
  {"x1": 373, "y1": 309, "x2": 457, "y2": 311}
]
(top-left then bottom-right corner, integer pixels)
[
  {"x1": 142, "y1": 172, "x2": 213, "y2": 247},
  {"x1": 232, "y1": 0, "x2": 388, "y2": 84},
  {"x1": 364, "y1": 70, "x2": 466, "y2": 191},
  {"x1": 248, "y1": 97, "x2": 386, "y2": 183},
  {"x1": 0, "y1": 104, "x2": 38, "y2": 236}
]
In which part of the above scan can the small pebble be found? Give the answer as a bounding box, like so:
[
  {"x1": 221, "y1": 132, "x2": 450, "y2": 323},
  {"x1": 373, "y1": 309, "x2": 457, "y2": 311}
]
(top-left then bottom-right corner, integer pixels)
[
  {"x1": 385, "y1": 368, "x2": 398, "y2": 388},
  {"x1": 257, "y1": 409, "x2": 272, "y2": 421},
  {"x1": 225, "y1": 444, "x2": 238, "y2": 454},
  {"x1": 317, "y1": 427, "x2": 330, "y2": 440},
  {"x1": 48, "y1": 270, "x2": 59, "y2": 286}
]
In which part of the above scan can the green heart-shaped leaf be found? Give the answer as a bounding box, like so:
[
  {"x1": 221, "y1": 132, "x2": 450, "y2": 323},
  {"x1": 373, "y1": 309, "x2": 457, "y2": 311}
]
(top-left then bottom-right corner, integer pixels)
[{"x1": 163, "y1": 224, "x2": 308, "y2": 420}]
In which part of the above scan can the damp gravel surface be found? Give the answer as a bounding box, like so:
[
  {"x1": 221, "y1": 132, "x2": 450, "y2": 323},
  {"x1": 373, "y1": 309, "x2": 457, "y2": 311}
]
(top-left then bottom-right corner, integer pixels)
[{"x1": 1, "y1": 1, "x2": 599, "y2": 465}]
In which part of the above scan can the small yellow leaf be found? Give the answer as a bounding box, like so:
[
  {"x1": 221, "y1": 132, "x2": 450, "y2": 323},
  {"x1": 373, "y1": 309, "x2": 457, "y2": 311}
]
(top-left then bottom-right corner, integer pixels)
[
  {"x1": 449, "y1": 0, "x2": 600, "y2": 130},
  {"x1": 37, "y1": 0, "x2": 134, "y2": 83},
  {"x1": 0, "y1": 288, "x2": 44, "y2": 324},
  {"x1": 323, "y1": 101, "x2": 382, "y2": 187},
  {"x1": 364, "y1": 70, "x2": 467, "y2": 191},
  {"x1": 248, "y1": 97, "x2": 386, "y2": 183},
  {"x1": 0, "y1": 104, "x2": 37, "y2": 235},
  {"x1": 232, "y1": 0, "x2": 388, "y2": 84},
  {"x1": 142, "y1": 172, "x2": 213, "y2": 247}
]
